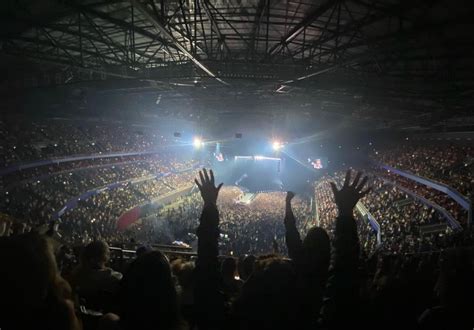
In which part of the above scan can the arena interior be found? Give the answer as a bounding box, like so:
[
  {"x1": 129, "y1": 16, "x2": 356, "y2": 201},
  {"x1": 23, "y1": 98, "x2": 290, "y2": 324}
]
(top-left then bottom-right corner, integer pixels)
[{"x1": 0, "y1": 0, "x2": 473, "y2": 329}]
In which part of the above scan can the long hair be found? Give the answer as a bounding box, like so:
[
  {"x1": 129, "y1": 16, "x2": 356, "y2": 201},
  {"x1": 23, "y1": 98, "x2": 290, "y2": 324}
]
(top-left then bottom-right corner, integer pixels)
[
  {"x1": 118, "y1": 250, "x2": 184, "y2": 330},
  {"x1": 81, "y1": 240, "x2": 110, "y2": 269},
  {"x1": 303, "y1": 226, "x2": 330, "y2": 278},
  {"x1": 232, "y1": 255, "x2": 304, "y2": 330},
  {"x1": 0, "y1": 233, "x2": 80, "y2": 330}
]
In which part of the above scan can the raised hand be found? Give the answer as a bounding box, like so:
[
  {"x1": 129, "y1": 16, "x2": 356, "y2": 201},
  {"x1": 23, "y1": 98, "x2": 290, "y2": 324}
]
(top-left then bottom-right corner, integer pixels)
[
  {"x1": 330, "y1": 170, "x2": 371, "y2": 217},
  {"x1": 194, "y1": 168, "x2": 223, "y2": 206}
]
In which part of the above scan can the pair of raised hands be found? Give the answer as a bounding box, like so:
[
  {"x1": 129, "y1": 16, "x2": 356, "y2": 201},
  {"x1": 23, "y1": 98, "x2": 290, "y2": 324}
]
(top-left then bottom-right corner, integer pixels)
[{"x1": 195, "y1": 168, "x2": 370, "y2": 216}]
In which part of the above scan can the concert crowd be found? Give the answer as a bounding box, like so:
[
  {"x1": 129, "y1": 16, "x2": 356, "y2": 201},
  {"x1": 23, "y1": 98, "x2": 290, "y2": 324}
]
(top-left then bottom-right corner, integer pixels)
[{"x1": 0, "y1": 119, "x2": 473, "y2": 329}]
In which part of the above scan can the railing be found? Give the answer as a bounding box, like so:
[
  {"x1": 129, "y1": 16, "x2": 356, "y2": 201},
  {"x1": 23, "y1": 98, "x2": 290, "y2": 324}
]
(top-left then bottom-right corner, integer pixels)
[
  {"x1": 356, "y1": 201, "x2": 382, "y2": 245},
  {"x1": 5, "y1": 159, "x2": 161, "y2": 190},
  {"x1": 378, "y1": 163, "x2": 472, "y2": 225},
  {"x1": 322, "y1": 178, "x2": 382, "y2": 244},
  {"x1": 419, "y1": 223, "x2": 448, "y2": 235},
  {"x1": 54, "y1": 163, "x2": 201, "y2": 220},
  {"x1": 54, "y1": 172, "x2": 171, "y2": 219},
  {"x1": 0, "y1": 150, "x2": 164, "y2": 176},
  {"x1": 110, "y1": 243, "x2": 194, "y2": 255},
  {"x1": 116, "y1": 184, "x2": 195, "y2": 230},
  {"x1": 108, "y1": 245, "x2": 196, "y2": 269},
  {"x1": 381, "y1": 178, "x2": 462, "y2": 231}
]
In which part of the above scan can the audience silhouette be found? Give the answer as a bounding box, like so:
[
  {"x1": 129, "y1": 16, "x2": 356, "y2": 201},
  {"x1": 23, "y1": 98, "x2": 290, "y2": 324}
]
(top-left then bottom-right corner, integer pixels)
[{"x1": 1, "y1": 168, "x2": 473, "y2": 330}]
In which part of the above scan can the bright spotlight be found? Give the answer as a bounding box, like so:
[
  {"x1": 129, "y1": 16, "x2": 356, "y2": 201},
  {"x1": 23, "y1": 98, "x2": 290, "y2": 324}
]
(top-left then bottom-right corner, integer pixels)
[
  {"x1": 272, "y1": 141, "x2": 283, "y2": 151},
  {"x1": 193, "y1": 137, "x2": 203, "y2": 148}
]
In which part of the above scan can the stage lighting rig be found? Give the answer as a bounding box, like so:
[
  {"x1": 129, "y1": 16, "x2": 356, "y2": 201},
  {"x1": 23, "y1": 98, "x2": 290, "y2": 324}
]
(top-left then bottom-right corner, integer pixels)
[
  {"x1": 193, "y1": 137, "x2": 204, "y2": 149},
  {"x1": 272, "y1": 140, "x2": 283, "y2": 151}
]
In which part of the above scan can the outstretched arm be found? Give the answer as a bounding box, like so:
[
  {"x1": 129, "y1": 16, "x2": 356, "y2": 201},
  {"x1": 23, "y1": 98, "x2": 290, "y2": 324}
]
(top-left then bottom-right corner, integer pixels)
[
  {"x1": 284, "y1": 191, "x2": 303, "y2": 261},
  {"x1": 193, "y1": 169, "x2": 225, "y2": 329},
  {"x1": 195, "y1": 169, "x2": 222, "y2": 268},
  {"x1": 328, "y1": 171, "x2": 369, "y2": 268},
  {"x1": 320, "y1": 170, "x2": 371, "y2": 328}
]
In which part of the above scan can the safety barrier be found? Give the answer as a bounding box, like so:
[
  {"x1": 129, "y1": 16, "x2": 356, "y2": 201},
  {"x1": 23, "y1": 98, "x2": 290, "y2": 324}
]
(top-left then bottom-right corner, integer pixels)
[
  {"x1": 0, "y1": 150, "x2": 163, "y2": 176},
  {"x1": 54, "y1": 172, "x2": 171, "y2": 220},
  {"x1": 356, "y1": 201, "x2": 382, "y2": 244},
  {"x1": 378, "y1": 163, "x2": 472, "y2": 225},
  {"x1": 381, "y1": 179, "x2": 462, "y2": 231},
  {"x1": 54, "y1": 163, "x2": 201, "y2": 220}
]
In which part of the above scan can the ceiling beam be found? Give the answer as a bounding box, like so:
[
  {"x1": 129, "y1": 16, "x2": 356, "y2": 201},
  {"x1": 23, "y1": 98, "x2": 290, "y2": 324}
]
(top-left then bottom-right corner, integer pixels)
[
  {"x1": 279, "y1": 11, "x2": 474, "y2": 87},
  {"x1": 200, "y1": 0, "x2": 231, "y2": 57},
  {"x1": 2, "y1": 43, "x2": 137, "y2": 80},
  {"x1": 293, "y1": 0, "x2": 432, "y2": 59},
  {"x1": 204, "y1": 0, "x2": 251, "y2": 50},
  {"x1": 248, "y1": 0, "x2": 267, "y2": 59},
  {"x1": 70, "y1": 3, "x2": 180, "y2": 54},
  {"x1": 130, "y1": 0, "x2": 229, "y2": 86},
  {"x1": 1, "y1": 35, "x2": 128, "y2": 65},
  {"x1": 0, "y1": 15, "x2": 141, "y2": 62},
  {"x1": 157, "y1": 2, "x2": 208, "y2": 58},
  {"x1": 303, "y1": 10, "x2": 474, "y2": 64},
  {"x1": 281, "y1": 56, "x2": 360, "y2": 85},
  {"x1": 265, "y1": 0, "x2": 341, "y2": 59}
]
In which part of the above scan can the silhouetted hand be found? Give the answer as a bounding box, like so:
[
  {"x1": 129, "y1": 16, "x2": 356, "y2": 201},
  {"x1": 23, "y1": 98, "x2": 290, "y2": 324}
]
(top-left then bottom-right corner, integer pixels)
[
  {"x1": 195, "y1": 168, "x2": 223, "y2": 206},
  {"x1": 286, "y1": 191, "x2": 295, "y2": 203},
  {"x1": 330, "y1": 170, "x2": 371, "y2": 217}
]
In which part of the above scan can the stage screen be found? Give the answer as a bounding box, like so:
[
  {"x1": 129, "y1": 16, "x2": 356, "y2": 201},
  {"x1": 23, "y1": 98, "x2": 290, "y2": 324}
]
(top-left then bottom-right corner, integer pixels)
[
  {"x1": 307, "y1": 157, "x2": 328, "y2": 170},
  {"x1": 231, "y1": 156, "x2": 282, "y2": 192}
]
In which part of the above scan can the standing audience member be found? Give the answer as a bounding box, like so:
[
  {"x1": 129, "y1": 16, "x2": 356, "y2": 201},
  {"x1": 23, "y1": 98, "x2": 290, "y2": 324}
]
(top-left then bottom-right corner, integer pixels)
[
  {"x1": 0, "y1": 232, "x2": 82, "y2": 330},
  {"x1": 284, "y1": 190, "x2": 331, "y2": 325},
  {"x1": 70, "y1": 240, "x2": 122, "y2": 312},
  {"x1": 0, "y1": 167, "x2": 473, "y2": 330},
  {"x1": 104, "y1": 251, "x2": 187, "y2": 330}
]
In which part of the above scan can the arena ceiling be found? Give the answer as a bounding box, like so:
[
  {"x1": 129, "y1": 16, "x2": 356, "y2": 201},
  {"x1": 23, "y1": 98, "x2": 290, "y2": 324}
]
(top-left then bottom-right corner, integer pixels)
[{"x1": 1, "y1": 0, "x2": 474, "y2": 127}]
